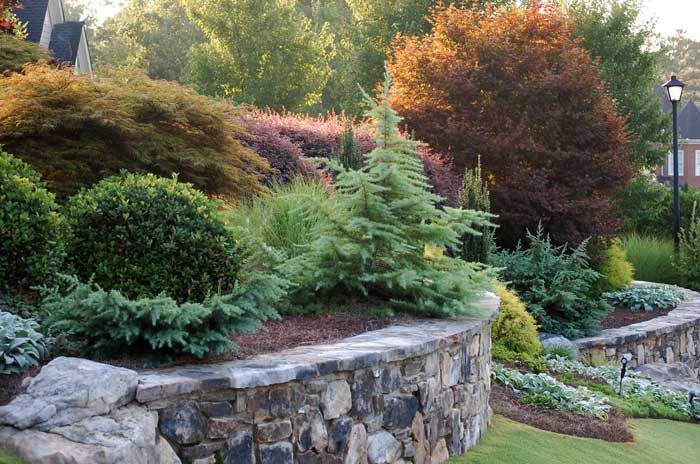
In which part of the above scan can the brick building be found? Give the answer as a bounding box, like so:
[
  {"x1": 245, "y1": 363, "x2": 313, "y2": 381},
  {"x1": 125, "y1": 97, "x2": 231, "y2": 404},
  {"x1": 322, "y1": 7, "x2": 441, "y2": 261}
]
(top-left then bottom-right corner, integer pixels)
[{"x1": 657, "y1": 99, "x2": 700, "y2": 189}]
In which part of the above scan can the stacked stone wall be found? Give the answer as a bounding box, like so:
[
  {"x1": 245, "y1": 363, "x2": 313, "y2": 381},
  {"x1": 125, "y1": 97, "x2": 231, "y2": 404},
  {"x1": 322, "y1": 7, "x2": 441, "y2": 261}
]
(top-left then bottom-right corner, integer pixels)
[{"x1": 576, "y1": 283, "x2": 700, "y2": 378}]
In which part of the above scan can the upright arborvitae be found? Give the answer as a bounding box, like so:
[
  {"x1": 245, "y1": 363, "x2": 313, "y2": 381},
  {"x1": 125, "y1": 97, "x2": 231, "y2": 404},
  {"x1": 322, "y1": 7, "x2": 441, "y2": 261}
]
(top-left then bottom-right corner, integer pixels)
[
  {"x1": 285, "y1": 70, "x2": 494, "y2": 317},
  {"x1": 338, "y1": 122, "x2": 363, "y2": 170},
  {"x1": 458, "y1": 156, "x2": 493, "y2": 264}
]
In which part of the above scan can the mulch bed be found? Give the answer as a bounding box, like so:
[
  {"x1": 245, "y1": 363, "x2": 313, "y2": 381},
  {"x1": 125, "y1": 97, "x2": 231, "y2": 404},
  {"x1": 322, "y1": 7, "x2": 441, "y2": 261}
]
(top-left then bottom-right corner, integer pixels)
[
  {"x1": 490, "y1": 383, "x2": 634, "y2": 442},
  {"x1": 0, "y1": 365, "x2": 42, "y2": 407},
  {"x1": 600, "y1": 306, "x2": 673, "y2": 330}
]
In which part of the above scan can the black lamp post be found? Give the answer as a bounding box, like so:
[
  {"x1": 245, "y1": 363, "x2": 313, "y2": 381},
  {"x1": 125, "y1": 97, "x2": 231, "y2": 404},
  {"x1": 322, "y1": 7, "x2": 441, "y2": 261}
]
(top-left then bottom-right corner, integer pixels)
[{"x1": 663, "y1": 75, "x2": 685, "y2": 249}]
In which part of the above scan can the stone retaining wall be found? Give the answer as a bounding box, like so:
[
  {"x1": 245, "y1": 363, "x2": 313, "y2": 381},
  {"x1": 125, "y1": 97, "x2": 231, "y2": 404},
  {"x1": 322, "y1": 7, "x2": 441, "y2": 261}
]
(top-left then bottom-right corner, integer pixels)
[
  {"x1": 0, "y1": 294, "x2": 499, "y2": 464},
  {"x1": 575, "y1": 282, "x2": 700, "y2": 377}
]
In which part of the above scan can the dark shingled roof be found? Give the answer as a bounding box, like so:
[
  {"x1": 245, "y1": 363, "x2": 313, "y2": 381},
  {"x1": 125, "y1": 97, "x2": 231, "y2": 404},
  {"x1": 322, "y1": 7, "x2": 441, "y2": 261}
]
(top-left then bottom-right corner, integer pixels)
[
  {"x1": 678, "y1": 100, "x2": 700, "y2": 140},
  {"x1": 13, "y1": 0, "x2": 50, "y2": 43},
  {"x1": 48, "y1": 21, "x2": 83, "y2": 64}
]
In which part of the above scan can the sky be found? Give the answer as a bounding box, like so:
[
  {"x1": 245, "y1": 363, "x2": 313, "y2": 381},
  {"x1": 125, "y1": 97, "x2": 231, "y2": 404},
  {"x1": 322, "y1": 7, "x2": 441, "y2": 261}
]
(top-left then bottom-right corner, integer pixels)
[
  {"x1": 641, "y1": 0, "x2": 700, "y2": 40},
  {"x1": 80, "y1": 0, "x2": 700, "y2": 41}
]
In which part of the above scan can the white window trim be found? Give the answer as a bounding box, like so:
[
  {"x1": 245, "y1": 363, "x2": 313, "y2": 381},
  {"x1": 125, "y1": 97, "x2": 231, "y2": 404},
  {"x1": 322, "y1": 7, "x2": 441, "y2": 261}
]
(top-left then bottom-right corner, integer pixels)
[
  {"x1": 669, "y1": 151, "x2": 685, "y2": 177},
  {"x1": 696, "y1": 150, "x2": 700, "y2": 176}
]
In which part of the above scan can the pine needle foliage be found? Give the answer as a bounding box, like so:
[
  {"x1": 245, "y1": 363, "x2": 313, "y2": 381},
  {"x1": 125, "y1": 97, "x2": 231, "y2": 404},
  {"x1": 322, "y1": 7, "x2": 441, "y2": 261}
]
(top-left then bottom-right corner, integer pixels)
[
  {"x1": 40, "y1": 269, "x2": 285, "y2": 361},
  {"x1": 338, "y1": 122, "x2": 363, "y2": 170},
  {"x1": 458, "y1": 157, "x2": 493, "y2": 264},
  {"x1": 0, "y1": 64, "x2": 269, "y2": 199},
  {"x1": 285, "y1": 71, "x2": 494, "y2": 317}
]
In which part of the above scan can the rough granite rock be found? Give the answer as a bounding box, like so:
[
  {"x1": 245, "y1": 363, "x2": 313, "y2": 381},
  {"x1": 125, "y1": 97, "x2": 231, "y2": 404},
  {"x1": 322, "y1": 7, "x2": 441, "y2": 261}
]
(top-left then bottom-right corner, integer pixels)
[
  {"x1": 321, "y1": 380, "x2": 352, "y2": 419},
  {"x1": 539, "y1": 334, "x2": 580, "y2": 360},
  {"x1": 367, "y1": 431, "x2": 402, "y2": 464},
  {"x1": 0, "y1": 405, "x2": 164, "y2": 464},
  {"x1": 344, "y1": 423, "x2": 368, "y2": 464},
  {"x1": 634, "y1": 362, "x2": 700, "y2": 395},
  {"x1": 0, "y1": 357, "x2": 138, "y2": 430}
]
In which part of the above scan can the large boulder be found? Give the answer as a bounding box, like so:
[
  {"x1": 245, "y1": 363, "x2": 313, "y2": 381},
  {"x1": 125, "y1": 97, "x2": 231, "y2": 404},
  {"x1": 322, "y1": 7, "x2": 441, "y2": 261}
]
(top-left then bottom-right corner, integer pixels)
[
  {"x1": 0, "y1": 357, "x2": 138, "y2": 430},
  {"x1": 634, "y1": 362, "x2": 700, "y2": 395},
  {"x1": 0, "y1": 406, "x2": 177, "y2": 464},
  {"x1": 539, "y1": 334, "x2": 580, "y2": 360}
]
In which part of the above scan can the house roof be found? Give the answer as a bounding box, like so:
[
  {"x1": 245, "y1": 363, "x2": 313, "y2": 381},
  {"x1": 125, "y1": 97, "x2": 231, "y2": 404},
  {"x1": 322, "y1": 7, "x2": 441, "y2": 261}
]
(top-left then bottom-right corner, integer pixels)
[
  {"x1": 678, "y1": 100, "x2": 700, "y2": 140},
  {"x1": 48, "y1": 21, "x2": 84, "y2": 64},
  {"x1": 13, "y1": 0, "x2": 50, "y2": 43}
]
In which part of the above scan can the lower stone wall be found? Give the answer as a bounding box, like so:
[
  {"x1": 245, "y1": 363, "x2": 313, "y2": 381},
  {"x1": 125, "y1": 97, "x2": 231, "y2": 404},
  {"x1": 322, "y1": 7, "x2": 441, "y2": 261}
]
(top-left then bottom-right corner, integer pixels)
[
  {"x1": 575, "y1": 282, "x2": 700, "y2": 378},
  {"x1": 141, "y1": 317, "x2": 496, "y2": 464},
  {"x1": 0, "y1": 294, "x2": 499, "y2": 464}
]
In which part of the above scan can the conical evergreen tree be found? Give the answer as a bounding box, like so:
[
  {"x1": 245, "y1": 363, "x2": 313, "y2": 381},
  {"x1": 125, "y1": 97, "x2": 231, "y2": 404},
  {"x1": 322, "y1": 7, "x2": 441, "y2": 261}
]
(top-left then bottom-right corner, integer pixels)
[
  {"x1": 286, "y1": 70, "x2": 494, "y2": 317},
  {"x1": 459, "y1": 156, "x2": 494, "y2": 264}
]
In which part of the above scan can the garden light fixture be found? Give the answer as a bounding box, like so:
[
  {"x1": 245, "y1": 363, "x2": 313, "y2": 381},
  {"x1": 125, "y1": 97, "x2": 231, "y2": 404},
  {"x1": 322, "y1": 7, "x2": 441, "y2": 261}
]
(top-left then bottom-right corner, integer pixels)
[
  {"x1": 619, "y1": 356, "x2": 628, "y2": 396},
  {"x1": 663, "y1": 75, "x2": 685, "y2": 249}
]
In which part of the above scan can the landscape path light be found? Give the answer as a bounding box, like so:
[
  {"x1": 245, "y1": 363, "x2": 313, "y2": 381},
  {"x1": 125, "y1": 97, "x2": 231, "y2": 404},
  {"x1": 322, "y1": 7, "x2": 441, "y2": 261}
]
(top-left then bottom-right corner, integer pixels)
[{"x1": 663, "y1": 75, "x2": 685, "y2": 249}]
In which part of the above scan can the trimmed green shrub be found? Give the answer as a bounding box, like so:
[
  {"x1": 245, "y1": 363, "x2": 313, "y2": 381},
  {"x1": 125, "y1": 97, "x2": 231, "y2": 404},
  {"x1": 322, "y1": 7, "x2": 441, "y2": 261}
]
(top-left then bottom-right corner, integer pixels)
[
  {"x1": 617, "y1": 175, "x2": 700, "y2": 237},
  {"x1": 458, "y1": 157, "x2": 493, "y2": 264},
  {"x1": 0, "y1": 151, "x2": 66, "y2": 291},
  {"x1": 491, "y1": 225, "x2": 610, "y2": 338},
  {"x1": 619, "y1": 233, "x2": 678, "y2": 285},
  {"x1": 591, "y1": 242, "x2": 634, "y2": 296},
  {"x1": 228, "y1": 178, "x2": 331, "y2": 260},
  {"x1": 603, "y1": 285, "x2": 685, "y2": 312},
  {"x1": 0, "y1": 34, "x2": 51, "y2": 73},
  {"x1": 64, "y1": 173, "x2": 239, "y2": 303},
  {"x1": 492, "y1": 284, "x2": 542, "y2": 358},
  {"x1": 283, "y1": 72, "x2": 495, "y2": 317},
  {"x1": 0, "y1": 64, "x2": 269, "y2": 199},
  {"x1": 678, "y1": 203, "x2": 700, "y2": 291},
  {"x1": 0, "y1": 311, "x2": 48, "y2": 374},
  {"x1": 40, "y1": 274, "x2": 282, "y2": 360}
]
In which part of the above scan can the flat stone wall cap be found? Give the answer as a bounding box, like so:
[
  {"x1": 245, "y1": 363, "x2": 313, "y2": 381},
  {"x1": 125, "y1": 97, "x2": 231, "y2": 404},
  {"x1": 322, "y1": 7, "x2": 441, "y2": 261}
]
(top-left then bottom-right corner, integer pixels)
[
  {"x1": 0, "y1": 357, "x2": 138, "y2": 430},
  {"x1": 136, "y1": 312, "x2": 497, "y2": 403}
]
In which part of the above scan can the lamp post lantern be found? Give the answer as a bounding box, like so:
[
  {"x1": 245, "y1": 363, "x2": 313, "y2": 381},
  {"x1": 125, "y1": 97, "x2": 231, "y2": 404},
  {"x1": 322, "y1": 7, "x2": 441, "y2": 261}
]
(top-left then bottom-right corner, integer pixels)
[{"x1": 664, "y1": 75, "x2": 685, "y2": 249}]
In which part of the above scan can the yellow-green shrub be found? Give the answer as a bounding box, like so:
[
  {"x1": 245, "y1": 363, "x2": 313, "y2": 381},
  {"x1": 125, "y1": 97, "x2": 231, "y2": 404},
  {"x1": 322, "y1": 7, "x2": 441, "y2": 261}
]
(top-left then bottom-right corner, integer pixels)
[
  {"x1": 492, "y1": 284, "x2": 542, "y2": 357},
  {"x1": 592, "y1": 242, "x2": 634, "y2": 295}
]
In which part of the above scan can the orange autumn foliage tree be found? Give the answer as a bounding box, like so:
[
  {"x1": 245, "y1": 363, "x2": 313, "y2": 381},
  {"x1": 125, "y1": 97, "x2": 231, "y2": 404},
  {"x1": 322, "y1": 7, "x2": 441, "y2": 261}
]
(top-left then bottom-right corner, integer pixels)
[
  {"x1": 0, "y1": 64, "x2": 269, "y2": 200},
  {"x1": 389, "y1": 3, "x2": 633, "y2": 248}
]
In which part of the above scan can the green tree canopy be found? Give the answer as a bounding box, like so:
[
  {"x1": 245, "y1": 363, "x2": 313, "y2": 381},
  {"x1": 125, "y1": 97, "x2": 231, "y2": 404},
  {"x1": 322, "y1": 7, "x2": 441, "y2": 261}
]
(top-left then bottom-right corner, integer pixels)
[
  {"x1": 90, "y1": 0, "x2": 205, "y2": 82},
  {"x1": 564, "y1": 0, "x2": 670, "y2": 169},
  {"x1": 660, "y1": 31, "x2": 700, "y2": 103},
  {"x1": 182, "y1": 0, "x2": 335, "y2": 112}
]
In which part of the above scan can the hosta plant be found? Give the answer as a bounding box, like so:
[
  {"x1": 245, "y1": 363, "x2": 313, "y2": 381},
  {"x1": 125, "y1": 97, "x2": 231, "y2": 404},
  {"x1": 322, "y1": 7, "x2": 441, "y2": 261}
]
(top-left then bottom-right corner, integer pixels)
[
  {"x1": 492, "y1": 363, "x2": 611, "y2": 419},
  {"x1": 547, "y1": 356, "x2": 697, "y2": 419},
  {"x1": 603, "y1": 285, "x2": 685, "y2": 312},
  {"x1": 0, "y1": 312, "x2": 48, "y2": 374}
]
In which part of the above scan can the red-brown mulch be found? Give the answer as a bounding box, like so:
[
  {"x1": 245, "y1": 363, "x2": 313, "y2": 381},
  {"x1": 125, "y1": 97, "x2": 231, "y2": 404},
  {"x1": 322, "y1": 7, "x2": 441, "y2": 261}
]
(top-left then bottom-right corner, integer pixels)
[
  {"x1": 600, "y1": 306, "x2": 673, "y2": 330},
  {"x1": 490, "y1": 383, "x2": 634, "y2": 442},
  {"x1": 2, "y1": 310, "x2": 409, "y2": 405},
  {"x1": 0, "y1": 365, "x2": 42, "y2": 406}
]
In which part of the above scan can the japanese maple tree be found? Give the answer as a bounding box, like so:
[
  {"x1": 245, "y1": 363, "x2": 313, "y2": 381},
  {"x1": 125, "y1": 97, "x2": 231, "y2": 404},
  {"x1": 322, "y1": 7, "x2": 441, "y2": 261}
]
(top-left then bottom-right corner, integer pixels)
[{"x1": 389, "y1": 3, "x2": 633, "y2": 247}]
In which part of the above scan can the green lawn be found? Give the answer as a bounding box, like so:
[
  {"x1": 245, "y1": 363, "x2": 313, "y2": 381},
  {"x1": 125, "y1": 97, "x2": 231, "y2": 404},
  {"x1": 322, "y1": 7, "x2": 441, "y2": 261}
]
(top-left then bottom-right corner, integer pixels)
[
  {"x1": 453, "y1": 415, "x2": 700, "y2": 464},
  {"x1": 0, "y1": 448, "x2": 23, "y2": 464}
]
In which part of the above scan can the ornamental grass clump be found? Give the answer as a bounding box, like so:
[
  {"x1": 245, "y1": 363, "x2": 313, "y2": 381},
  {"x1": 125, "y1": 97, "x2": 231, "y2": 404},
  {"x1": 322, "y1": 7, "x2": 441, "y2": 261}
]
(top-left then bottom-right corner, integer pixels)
[
  {"x1": 284, "y1": 71, "x2": 495, "y2": 317},
  {"x1": 603, "y1": 285, "x2": 685, "y2": 312}
]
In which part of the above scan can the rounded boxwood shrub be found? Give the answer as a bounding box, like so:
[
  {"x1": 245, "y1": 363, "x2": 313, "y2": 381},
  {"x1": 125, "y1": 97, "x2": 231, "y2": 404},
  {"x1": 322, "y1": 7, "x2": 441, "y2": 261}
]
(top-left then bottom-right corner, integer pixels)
[
  {"x1": 64, "y1": 173, "x2": 239, "y2": 303},
  {"x1": 0, "y1": 151, "x2": 66, "y2": 291}
]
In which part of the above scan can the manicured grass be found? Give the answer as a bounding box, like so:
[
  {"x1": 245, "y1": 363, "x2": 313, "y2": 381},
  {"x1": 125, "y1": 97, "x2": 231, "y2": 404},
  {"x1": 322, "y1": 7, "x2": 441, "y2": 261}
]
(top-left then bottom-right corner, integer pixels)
[
  {"x1": 452, "y1": 415, "x2": 700, "y2": 464},
  {"x1": 0, "y1": 448, "x2": 24, "y2": 464}
]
